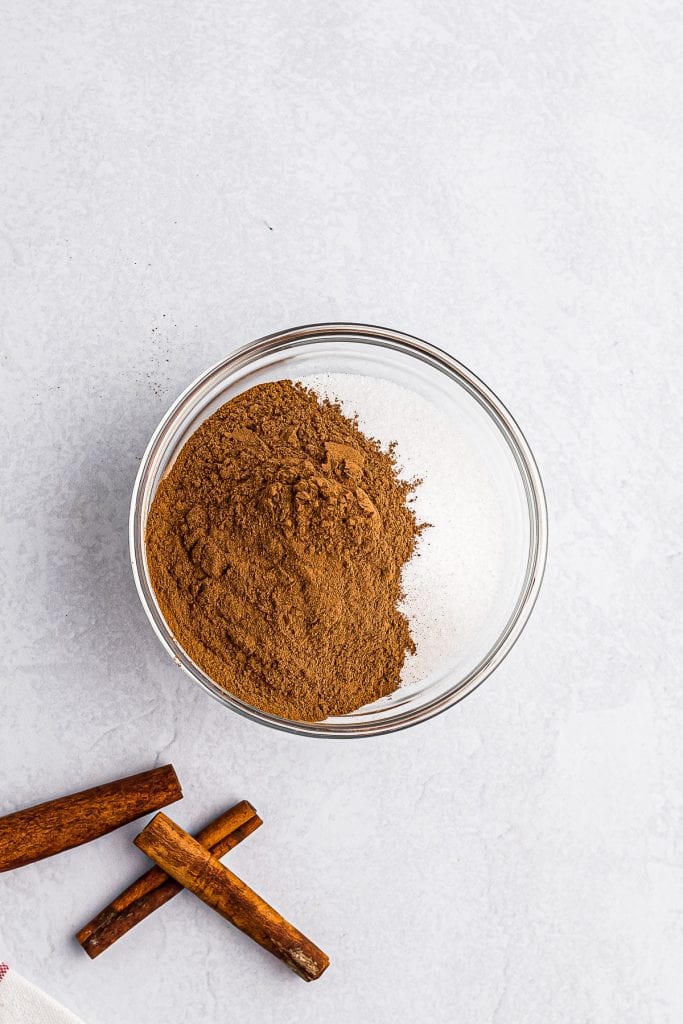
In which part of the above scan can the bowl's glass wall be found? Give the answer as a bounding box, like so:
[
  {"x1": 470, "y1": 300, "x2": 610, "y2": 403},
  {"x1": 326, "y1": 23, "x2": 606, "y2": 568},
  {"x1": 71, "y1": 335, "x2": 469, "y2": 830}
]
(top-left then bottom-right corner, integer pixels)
[{"x1": 131, "y1": 326, "x2": 546, "y2": 736}]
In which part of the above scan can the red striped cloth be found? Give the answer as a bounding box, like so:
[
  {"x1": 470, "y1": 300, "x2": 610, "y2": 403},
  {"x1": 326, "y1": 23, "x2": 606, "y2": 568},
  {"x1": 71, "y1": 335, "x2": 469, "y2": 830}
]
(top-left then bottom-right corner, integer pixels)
[{"x1": 0, "y1": 963, "x2": 85, "y2": 1022}]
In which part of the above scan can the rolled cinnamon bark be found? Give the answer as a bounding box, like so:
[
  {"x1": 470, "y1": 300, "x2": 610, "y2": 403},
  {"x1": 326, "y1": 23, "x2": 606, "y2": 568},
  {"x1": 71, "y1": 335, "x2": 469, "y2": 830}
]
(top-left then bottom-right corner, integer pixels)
[
  {"x1": 135, "y1": 812, "x2": 329, "y2": 982},
  {"x1": 77, "y1": 800, "x2": 262, "y2": 958},
  {"x1": 0, "y1": 766, "x2": 182, "y2": 872}
]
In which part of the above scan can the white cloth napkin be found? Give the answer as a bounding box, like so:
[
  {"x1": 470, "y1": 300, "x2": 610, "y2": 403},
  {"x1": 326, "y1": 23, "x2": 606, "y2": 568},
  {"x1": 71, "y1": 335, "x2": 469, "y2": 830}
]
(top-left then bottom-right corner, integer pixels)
[{"x1": 0, "y1": 964, "x2": 85, "y2": 1023}]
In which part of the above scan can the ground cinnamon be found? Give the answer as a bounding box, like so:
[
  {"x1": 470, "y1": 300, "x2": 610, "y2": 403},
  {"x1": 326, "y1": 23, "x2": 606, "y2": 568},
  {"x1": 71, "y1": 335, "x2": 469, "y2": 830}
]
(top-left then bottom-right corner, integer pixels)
[{"x1": 146, "y1": 380, "x2": 421, "y2": 721}]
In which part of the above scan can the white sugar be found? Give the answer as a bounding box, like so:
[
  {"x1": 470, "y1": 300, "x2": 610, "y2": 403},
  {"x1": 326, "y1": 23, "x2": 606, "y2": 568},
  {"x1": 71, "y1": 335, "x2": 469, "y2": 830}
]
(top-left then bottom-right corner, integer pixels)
[{"x1": 298, "y1": 372, "x2": 505, "y2": 690}]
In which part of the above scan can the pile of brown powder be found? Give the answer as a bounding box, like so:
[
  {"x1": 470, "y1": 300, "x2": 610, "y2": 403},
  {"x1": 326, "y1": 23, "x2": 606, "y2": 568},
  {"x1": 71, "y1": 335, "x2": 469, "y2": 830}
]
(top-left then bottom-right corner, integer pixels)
[{"x1": 146, "y1": 380, "x2": 422, "y2": 721}]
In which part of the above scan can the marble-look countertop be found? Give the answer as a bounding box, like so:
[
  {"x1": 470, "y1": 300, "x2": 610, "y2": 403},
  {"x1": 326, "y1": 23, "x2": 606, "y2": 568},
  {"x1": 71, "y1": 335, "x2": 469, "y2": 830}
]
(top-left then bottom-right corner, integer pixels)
[{"x1": 1, "y1": 2, "x2": 682, "y2": 1022}]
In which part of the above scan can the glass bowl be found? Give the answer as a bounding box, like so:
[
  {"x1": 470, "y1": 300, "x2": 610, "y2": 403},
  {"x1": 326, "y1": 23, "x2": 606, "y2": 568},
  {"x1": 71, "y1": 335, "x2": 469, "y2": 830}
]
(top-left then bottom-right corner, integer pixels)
[{"x1": 130, "y1": 323, "x2": 547, "y2": 737}]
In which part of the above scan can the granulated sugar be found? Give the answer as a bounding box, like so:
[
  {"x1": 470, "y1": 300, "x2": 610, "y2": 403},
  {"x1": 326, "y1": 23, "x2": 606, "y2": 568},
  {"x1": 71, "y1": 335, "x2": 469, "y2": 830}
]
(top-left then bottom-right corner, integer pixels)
[{"x1": 298, "y1": 372, "x2": 505, "y2": 691}]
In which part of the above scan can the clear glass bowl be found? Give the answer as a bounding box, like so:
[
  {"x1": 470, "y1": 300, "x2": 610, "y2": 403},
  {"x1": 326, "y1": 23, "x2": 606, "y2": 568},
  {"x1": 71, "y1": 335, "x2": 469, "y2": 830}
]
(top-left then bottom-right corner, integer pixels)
[{"x1": 130, "y1": 323, "x2": 547, "y2": 737}]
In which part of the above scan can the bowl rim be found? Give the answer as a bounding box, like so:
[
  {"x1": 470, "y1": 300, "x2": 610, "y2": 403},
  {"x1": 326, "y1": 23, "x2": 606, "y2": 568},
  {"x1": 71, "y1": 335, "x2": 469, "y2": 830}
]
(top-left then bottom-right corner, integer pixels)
[{"x1": 130, "y1": 322, "x2": 548, "y2": 738}]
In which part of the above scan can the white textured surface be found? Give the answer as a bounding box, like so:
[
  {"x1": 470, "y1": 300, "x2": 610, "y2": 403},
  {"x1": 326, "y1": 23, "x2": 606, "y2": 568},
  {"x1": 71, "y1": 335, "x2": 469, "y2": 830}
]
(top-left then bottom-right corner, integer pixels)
[{"x1": 1, "y1": 2, "x2": 682, "y2": 1022}]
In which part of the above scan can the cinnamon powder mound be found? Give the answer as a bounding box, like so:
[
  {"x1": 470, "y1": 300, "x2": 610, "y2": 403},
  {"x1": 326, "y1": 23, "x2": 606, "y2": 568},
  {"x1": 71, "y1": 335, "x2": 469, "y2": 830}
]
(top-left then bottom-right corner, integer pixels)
[{"x1": 146, "y1": 380, "x2": 422, "y2": 721}]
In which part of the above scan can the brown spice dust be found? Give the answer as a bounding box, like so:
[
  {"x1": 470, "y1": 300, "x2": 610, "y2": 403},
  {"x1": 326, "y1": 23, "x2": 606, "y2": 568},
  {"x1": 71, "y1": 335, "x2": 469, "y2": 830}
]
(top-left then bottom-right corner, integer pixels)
[{"x1": 146, "y1": 381, "x2": 422, "y2": 721}]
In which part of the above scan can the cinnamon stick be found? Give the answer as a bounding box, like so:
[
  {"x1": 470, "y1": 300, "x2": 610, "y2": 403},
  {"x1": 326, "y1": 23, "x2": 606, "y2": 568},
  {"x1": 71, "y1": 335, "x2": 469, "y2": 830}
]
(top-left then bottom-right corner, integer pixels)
[
  {"x1": 77, "y1": 800, "x2": 262, "y2": 958},
  {"x1": 135, "y1": 812, "x2": 329, "y2": 982},
  {"x1": 0, "y1": 766, "x2": 182, "y2": 873}
]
